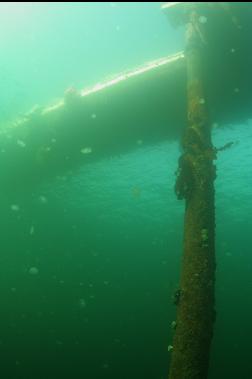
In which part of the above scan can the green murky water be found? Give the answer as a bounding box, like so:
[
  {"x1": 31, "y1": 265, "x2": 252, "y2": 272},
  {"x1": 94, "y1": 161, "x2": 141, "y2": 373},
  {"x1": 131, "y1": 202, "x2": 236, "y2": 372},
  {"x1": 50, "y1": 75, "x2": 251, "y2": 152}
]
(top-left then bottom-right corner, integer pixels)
[{"x1": 0, "y1": 3, "x2": 251, "y2": 378}]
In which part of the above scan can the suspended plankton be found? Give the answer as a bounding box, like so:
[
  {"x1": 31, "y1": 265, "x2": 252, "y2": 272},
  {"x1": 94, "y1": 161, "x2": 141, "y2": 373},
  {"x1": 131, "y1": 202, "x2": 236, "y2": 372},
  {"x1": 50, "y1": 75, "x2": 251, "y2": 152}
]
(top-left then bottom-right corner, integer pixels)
[
  {"x1": 81, "y1": 147, "x2": 92, "y2": 154},
  {"x1": 11, "y1": 204, "x2": 20, "y2": 212},
  {"x1": 225, "y1": 252, "x2": 232, "y2": 257},
  {"x1": 79, "y1": 298, "x2": 86, "y2": 308},
  {"x1": 199, "y1": 15, "x2": 207, "y2": 24},
  {"x1": 212, "y1": 122, "x2": 219, "y2": 129},
  {"x1": 29, "y1": 226, "x2": 35, "y2": 235},
  {"x1": 29, "y1": 267, "x2": 39, "y2": 275},
  {"x1": 17, "y1": 140, "x2": 26, "y2": 148},
  {"x1": 171, "y1": 321, "x2": 177, "y2": 330},
  {"x1": 39, "y1": 195, "x2": 48, "y2": 204}
]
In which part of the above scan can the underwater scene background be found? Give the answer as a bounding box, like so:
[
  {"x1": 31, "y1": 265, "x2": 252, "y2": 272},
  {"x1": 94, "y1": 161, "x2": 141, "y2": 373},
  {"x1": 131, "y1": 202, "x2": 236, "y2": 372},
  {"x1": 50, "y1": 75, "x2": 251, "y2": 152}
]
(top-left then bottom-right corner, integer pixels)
[{"x1": 0, "y1": 3, "x2": 252, "y2": 379}]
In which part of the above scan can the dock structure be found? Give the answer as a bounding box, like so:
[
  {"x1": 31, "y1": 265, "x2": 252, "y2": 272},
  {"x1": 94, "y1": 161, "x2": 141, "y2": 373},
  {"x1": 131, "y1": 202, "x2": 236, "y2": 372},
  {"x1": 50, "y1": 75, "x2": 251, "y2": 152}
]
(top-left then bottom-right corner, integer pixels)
[{"x1": 0, "y1": 3, "x2": 251, "y2": 377}]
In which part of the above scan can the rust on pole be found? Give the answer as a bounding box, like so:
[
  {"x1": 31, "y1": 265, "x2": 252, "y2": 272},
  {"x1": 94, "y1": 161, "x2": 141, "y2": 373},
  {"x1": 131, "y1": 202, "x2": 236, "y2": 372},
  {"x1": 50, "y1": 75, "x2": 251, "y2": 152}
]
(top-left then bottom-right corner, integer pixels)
[{"x1": 162, "y1": 3, "x2": 217, "y2": 378}]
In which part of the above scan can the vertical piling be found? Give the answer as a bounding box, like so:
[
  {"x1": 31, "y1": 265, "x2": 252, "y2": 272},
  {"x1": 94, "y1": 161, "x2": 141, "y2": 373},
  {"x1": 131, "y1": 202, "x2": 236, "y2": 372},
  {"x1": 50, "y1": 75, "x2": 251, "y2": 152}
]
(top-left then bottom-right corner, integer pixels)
[{"x1": 164, "y1": 5, "x2": 217, "y2": 379}]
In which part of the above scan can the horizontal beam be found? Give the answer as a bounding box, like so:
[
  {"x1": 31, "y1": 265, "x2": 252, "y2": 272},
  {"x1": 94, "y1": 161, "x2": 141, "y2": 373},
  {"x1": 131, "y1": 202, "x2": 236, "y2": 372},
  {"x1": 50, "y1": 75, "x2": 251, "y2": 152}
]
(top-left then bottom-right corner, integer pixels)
[{"x1": 0, "y1": 53, "x2": 186, "y2": 191}]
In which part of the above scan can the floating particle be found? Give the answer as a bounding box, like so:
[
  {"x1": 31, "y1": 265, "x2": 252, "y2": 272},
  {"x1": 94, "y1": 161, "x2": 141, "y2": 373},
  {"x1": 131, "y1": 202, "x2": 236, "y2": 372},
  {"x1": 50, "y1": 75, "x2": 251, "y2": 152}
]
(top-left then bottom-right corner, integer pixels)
[
  {"x1": 11, "y1": 287, "x2": 17, "y2": 292},
  {"x1": 39, "y1": 195, "x2": 48, "y2": 204},
  {"x1": 102, "y1": 363, "x2": 109, "y2": 369},
  {"x1": 79, "y1": 298, "x2": 86, "y2": 308},
  {"x1": 51, "y1": 138, "x2": 56, "y2": 143},
  {"x1": 29, "y1": 226, "x2": 35, "y2": 235},
  {"x1": 212, "y1": 122, "x2": 219, "y2": 129},
  {"x1": 59, "y1": 280, "x2": 65, "y2": 285},
  {"x1": 29, "y1": 267, "x2": 39, "y2": 275},
  {"x1": 199, "y1": 98, "x2": 205, "y2": 105},
  {"x1": 136, "y1": 139, "x2": 143, "y2": 145},
  {"x1": 81, "y1": 147, "x2": 92, "y2": 154},
  {"x1": 113, "y1": 338, "x2": 121, "y2": 344},
  {"x1": 171, "y1": 321, "x2": 177, "y2": 330},
  {"x1": 230, "y1": 48, "x2": 236, "y2": 53},
  {"x1": 91, "y1": 113, "x2": 97, "y2": 119},
  {"x1": 131, "y1": 187, "x2": 141, "y2": 199},
  {"x1": 11, "y1": 204, "x2": 20, "y2": 212},
  {"x1": 234, "y1": 87, "x2": 240, "y2": 93},
  {"x1": 225, "y1": 252, "x2": 232, "y2": 257},
  {"x1": 103, "y1": 281, "x2": 109, "y2": 286},
  {"x1": 109, "y1": 2, "x2": 116, "y2": 6},
  {"x1": 168, "y1": 345, "x2": 173, "y2": 352},
  {"x1": 17, "y1": 140, "x2": 26, "y2": 148},
  {"x1": 1, "y1": 149, "x2": 5, "y2": 153},
  {"x1": 116, "y1": 25, "x2": 121, "y2": 31},
  {"x1": 199, "y1": 15, "x2": 207, "y2": 24},
  {"x1": 201, "y1": 228, "x2": 208, "y2": 242}
]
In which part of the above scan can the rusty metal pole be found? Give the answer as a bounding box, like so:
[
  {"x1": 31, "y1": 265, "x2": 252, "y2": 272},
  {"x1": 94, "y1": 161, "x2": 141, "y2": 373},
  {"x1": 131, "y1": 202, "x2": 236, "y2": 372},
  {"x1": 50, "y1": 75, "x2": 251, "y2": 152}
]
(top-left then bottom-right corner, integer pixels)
[{"x1": 162, "y1": 4, "x2": 217, "y2": 379}]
